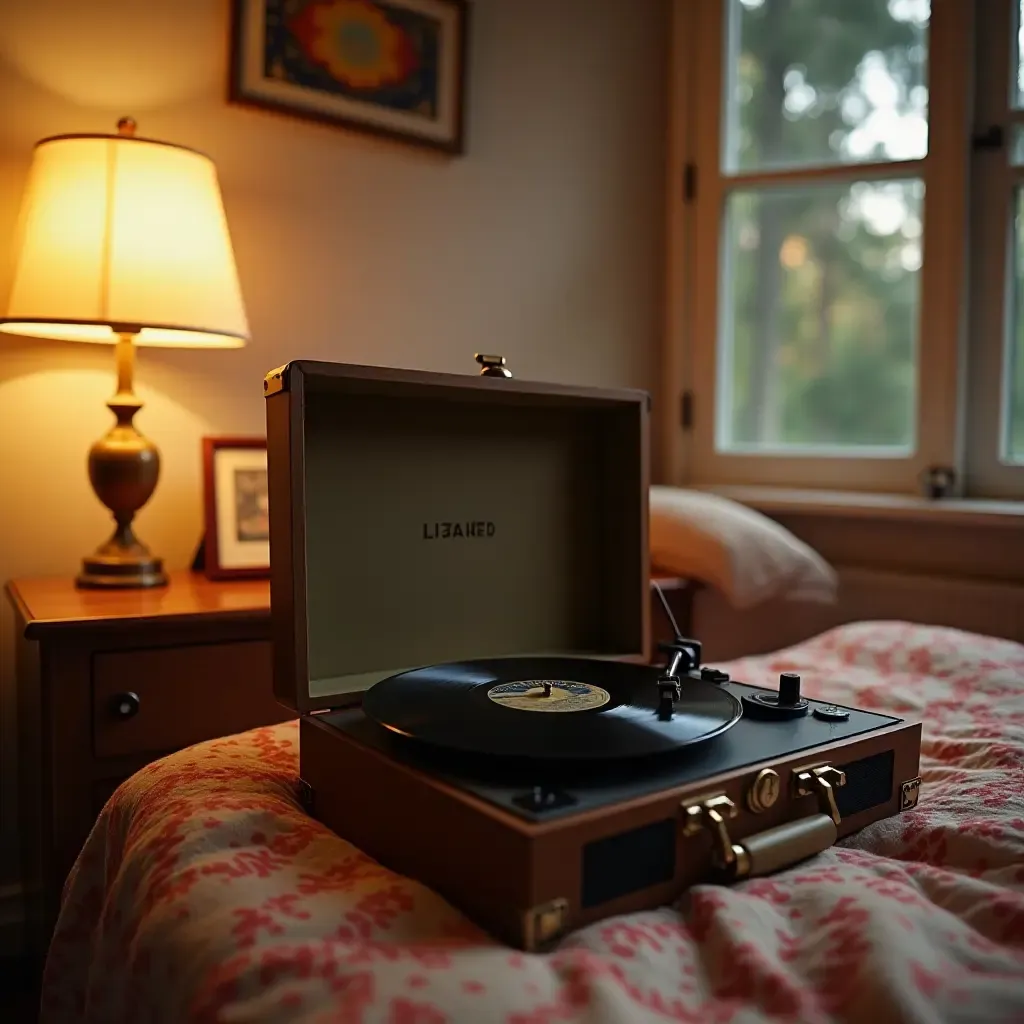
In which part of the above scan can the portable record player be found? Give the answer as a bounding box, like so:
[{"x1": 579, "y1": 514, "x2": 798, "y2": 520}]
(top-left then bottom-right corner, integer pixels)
[{"x1": 264, "y1": 358, "x2": 922, "y2": 952}]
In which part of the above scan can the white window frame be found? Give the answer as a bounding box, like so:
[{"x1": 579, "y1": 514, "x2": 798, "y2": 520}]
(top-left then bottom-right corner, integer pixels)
[{"x1": 665, "y1": 0, "x2": 983, "y2": 495}]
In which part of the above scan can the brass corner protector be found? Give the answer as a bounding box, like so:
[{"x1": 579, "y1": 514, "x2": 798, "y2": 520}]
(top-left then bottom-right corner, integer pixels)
[
  {"x1": 522, "y1": 897, "x2": 568, "y2": 952},
  {"x1": 264, "y1": 364, "x2": 288, "y2": 397},
  {"x1": 900, "y1": 777, "x2": 922, "y2": 811}
]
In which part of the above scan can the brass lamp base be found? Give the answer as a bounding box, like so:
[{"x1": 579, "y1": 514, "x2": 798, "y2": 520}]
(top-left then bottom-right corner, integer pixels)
[
  {"x1": 77, "y1": 554, "x2": 167, "y2": 589},
  {"x1": 76, "y1": 331, "x2": 168, "y2": 591}
]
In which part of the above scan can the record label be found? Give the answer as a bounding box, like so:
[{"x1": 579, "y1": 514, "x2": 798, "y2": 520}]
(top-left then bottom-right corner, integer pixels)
[{"x1": 487, "y1": 680, "x2": 611, "y2": 713}]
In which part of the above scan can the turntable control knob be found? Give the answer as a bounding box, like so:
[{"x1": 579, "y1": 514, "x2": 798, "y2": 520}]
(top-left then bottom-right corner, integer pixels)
[{"x1": 778, "y1": 672, "x2": 802, "y2": 706}]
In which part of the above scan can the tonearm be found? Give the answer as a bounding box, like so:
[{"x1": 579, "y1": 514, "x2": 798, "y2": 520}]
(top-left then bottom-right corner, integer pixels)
[{"x1": 651, "y1": 580, "x2": 703, "y2": 719}]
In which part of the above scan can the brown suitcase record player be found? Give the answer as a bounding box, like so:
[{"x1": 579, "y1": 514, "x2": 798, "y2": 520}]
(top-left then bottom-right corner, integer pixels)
[{"x1": 264, "y1": 358, "x2": 922, "y2": 952}]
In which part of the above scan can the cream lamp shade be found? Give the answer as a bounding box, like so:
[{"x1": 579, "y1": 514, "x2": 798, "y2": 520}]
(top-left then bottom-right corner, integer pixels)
[{"x1": 0, "y1": 123, "x2": 249, "y2": 347}]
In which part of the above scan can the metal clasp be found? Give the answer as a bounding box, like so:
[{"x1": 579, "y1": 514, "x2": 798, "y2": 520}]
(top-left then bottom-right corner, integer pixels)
[
  {"x1": 475, "y1": 353, "x2": 513, "y2": 378},
  {"x1": 681, "y1": 793, "x2": 739, "y2": 869},
  {"x1": 793, "y1": 764, "x2": 846, "y2": 826}
]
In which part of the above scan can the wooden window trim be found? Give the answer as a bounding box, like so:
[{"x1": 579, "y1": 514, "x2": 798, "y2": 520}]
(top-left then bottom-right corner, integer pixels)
[
  {"x1": 964, "y1": 0, "x2": 1024, "y2": 498},
  {"x1": 664, "y1": 0, "x2": 981, "y2": 496}
]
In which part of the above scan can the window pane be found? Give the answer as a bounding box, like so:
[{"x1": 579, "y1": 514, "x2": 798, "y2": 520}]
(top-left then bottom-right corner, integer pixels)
[
  {"x1": 1015, "y1": 0, "x2": 1024, "y2": 109},
  {"x1": 1013, "y1": 124, "x2": 1024, "y2": 166},
  {"x1": 718, "y1": 179, "x2": 922, "y2": 452},
  {"x1": 1007, "y1": 191, "x2": 1024, "y2": 463},
  {"x1": 724, "y1": 0, "x2": 930, "y2": 174}
]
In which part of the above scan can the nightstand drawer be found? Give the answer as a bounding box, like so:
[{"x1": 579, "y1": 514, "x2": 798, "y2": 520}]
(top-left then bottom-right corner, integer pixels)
[{"x1": 92, "y1": 641, "x2": 290, "y2": 758}]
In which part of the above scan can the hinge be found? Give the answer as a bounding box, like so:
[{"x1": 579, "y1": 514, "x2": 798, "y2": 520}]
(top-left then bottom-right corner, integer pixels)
[
  {"x1": 683, "y1": 163, "x2": 697, "y2": 203},
  {"x1": 680, "y1": 391, "x2": 694, "y2": 430},
  {"x1": 971, "y1": 124, "x2": 1004, "y2": 151}
]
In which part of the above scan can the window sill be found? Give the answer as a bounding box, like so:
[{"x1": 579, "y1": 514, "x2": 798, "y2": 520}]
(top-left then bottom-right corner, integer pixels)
[{"x1": 694, "y1": 485, "x2": 1024, "y2": 530}]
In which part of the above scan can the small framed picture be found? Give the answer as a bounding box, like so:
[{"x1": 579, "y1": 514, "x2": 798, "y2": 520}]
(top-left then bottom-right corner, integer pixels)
[
  {"x1": 228, "y1": 0, "x2": 470, "y2": 155},
  {"x1": 202, "y1": 437, "x2": 270, "y2": 580}
]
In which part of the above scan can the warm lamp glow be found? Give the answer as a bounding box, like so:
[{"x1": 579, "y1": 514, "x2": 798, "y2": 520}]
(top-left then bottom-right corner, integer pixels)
[
  {"x1": 0, "y1": 130, "x2": 249, "y2": 347},
  {"x1": 0, "y1": 119, "x2": 250, "y2": 591}
]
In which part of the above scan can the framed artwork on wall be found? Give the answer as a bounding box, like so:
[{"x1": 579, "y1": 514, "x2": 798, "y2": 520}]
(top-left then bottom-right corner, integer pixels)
[
  {"x1": 228, "y1": 0, "x2": 470, "y2": 154},
  {"x1": 202, "y1": 437, "x2": 270, "y2": 580}
]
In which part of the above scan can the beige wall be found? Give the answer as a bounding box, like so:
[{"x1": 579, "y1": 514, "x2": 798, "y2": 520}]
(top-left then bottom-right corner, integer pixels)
[{"x1": 0, "y1": 0, "x2": 669, "y2": 896}]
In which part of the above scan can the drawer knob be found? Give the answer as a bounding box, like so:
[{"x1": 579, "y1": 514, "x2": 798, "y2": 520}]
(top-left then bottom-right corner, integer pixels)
[{"x1": 111, "y1": 691, "x2": 141, "y2": 719}]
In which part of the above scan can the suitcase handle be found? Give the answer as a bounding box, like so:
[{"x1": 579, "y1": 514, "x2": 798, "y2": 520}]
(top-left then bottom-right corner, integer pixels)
[
  {"x1": 730, "y1": 813, "x2": 837, "y2": 878},
  {"x1": 682, "y1": 763, "x2": 845, "y2": 880}
]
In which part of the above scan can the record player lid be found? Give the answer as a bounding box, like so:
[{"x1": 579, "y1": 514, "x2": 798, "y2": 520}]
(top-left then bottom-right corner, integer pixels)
[{"x1": 264, "y1": 360, "x2": 651, "y2": 714}]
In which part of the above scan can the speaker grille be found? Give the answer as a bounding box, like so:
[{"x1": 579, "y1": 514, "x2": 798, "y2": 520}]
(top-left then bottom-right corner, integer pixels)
[
  {"x1": 835, "y1": 749, "x2": 895, "y2": 817},
  {"x1": 581, "y1": 818, "x2": 676, "y2": 909}
]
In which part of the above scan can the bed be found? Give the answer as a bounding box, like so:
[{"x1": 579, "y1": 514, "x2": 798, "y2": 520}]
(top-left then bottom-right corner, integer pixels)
[{"x1": 41, "y1": 620, "x2": 1024, "y2": 1023}]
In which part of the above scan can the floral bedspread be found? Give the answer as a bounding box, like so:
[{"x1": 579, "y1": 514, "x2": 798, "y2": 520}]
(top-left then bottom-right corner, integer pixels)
[{"x1": 42, "y1": 621, "x2": 1024, "y2": 1023}]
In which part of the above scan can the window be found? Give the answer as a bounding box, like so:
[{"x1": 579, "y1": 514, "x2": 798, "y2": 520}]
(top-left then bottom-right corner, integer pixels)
[{"x1": 670, "y1": 0, "x2": 1024, "y2": 497}]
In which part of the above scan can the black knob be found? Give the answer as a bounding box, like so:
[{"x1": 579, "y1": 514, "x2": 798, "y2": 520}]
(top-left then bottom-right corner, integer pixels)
[
  {"x1": 742, "y1": 672, "x2": 809, "y2": 719},
  {"x1": 778, "y1": 673, "x2": 801, "y2": 706},
  {"x1": 111, "y1": 691, "x2": 140, "y2": 719}
]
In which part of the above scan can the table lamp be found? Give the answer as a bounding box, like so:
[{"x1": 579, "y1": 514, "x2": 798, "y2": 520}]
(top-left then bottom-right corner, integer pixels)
[{"x1": 0, "y1": 118, "x2": 249, "y2": 589}]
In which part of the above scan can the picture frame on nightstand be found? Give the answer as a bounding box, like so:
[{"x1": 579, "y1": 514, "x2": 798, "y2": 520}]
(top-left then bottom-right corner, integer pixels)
[{"x1": 202, "y1": 436, "x2": 270, "y2": 580}]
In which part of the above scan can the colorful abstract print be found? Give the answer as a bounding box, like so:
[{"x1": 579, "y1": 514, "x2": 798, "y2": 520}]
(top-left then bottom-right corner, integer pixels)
[{"x1": 264, "y1": 0, "x2": 442, "y2": 120}]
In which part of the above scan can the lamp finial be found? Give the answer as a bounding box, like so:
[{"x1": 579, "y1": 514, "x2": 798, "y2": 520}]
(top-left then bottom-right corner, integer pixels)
[{"x1": 117, "y1": 117, "x2": 137, "y2": 137}]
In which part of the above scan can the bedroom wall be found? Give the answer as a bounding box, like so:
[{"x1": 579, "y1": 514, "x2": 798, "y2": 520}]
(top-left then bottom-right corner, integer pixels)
[{"x1": 0, "y1": 0, "x2": 670, "y2": 934}]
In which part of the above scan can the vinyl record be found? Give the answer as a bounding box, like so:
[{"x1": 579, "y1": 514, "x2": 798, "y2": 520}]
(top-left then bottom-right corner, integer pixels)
[{"x1": 362, "y1": 657, "x2": 742, "y2": 760}]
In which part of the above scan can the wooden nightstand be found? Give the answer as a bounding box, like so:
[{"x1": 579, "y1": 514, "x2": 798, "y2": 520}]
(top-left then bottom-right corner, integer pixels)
[{"x1": 5, "y1": 570, "x2": 288, "y2": 961}]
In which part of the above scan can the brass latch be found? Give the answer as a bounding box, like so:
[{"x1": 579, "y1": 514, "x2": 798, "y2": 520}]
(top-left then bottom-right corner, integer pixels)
[
  {"x1": 793, "y1": 764, "x2": 846, "y2": 826},
  {"x1": 681, "y1": 793, "x2": 739, "y2": 870},
  {"x1": 475, "y1": 353, "x2": 513, "y2": 378}
]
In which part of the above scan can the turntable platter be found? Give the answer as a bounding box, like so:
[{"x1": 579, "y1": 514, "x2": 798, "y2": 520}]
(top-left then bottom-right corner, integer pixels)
[{"x1": 362, "y1": 657, "x2": 742, "y2": 760}]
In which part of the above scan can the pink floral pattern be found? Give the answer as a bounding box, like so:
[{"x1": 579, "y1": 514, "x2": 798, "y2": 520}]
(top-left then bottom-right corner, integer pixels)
[{"x1": 42, "y1": 622, "x2": 1024, "y2": 1022}]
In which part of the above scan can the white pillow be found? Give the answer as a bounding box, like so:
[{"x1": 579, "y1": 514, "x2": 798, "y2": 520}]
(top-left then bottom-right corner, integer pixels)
[{"x1": 649, "y1": 486, "x2": 838, "y2": 610}]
